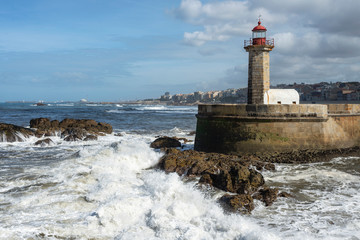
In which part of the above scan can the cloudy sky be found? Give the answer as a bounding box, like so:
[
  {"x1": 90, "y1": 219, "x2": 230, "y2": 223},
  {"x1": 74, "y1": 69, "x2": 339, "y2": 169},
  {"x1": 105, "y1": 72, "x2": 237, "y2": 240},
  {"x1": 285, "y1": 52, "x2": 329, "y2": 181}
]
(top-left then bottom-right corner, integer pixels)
[{"x1": 0, "y1": 0, "x2": 359, "y2": 102}]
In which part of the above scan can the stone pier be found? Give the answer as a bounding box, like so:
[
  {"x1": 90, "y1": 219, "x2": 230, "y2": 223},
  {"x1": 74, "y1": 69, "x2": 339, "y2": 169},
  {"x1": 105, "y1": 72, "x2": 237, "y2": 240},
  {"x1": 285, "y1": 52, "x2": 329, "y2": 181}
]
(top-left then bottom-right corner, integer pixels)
[{"x1": 194, "y1": 104, "x2": 360, "y2": 155}]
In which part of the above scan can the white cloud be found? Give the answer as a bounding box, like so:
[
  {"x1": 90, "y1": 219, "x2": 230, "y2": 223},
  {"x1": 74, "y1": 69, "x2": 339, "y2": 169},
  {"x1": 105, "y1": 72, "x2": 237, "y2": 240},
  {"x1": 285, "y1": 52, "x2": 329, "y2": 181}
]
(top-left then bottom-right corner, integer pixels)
[
  {"x1": 174, "y1": 0, "x2": 360, "y2": 86},
  {"x1": 175, "y1": 0, "x2": 286, "y2": 46},
  {"x1": 176, "y1": 0, "x2": 203, "y2": 21},
  {"x1": 183, "y1": 26, "x2": 232, "y2": 46}
]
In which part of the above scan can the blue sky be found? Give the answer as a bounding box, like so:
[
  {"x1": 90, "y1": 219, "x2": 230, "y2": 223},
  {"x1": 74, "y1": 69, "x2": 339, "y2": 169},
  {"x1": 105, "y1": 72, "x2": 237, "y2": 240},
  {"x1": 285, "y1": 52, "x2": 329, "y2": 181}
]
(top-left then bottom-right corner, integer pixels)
[{"x1": 1, "y1": 0, "x2": 359, "y2": 102}]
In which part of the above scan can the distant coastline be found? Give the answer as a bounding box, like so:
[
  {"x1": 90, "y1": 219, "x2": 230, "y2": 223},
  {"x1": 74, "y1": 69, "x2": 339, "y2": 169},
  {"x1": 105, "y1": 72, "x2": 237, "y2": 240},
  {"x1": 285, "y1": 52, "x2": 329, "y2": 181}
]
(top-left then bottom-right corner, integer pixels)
[{"x1": 4, "y1": 81, "x2": 360, "y2": 106}]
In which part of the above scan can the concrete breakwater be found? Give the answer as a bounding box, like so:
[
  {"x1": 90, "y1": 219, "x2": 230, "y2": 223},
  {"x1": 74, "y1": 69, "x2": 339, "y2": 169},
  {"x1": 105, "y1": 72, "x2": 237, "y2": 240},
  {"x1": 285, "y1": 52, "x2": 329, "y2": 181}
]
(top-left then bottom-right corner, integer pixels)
[{"x1": 195, "y1": 104, "x2": 360, "y2": 155}]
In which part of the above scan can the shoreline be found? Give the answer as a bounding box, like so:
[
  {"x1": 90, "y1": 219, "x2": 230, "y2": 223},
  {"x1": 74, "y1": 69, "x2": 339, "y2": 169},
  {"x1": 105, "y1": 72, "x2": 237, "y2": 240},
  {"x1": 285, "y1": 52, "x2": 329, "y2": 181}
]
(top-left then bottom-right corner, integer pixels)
[{"x1": 4, "y1": 100, "x2": 360, "y2": 106}]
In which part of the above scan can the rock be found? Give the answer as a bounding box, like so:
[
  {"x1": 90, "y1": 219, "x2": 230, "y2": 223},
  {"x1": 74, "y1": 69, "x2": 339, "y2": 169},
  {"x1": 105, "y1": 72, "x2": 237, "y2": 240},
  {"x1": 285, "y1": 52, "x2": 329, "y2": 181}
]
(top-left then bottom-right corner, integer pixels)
[
  {"x1": 249, "y1": 169, "x2": 265, "y2": 189},
  {"x1": 59, "y1": 119, "x2": 112, "y2": 134},
  {"x1": 211, "y1": 170, "x2": 234, "y2": 192},
  {"x1": 35, "y1": 138, "x2": 54, "y2": 146},
  {"x1": 253, "y1": 187, "x2": 279, "y2": 206},
  {"x1": 0, "y1": 123, "x2": 35, "y2": 142},
  {"x1": 97, "y1": 122, "x2": 113, "y2": 134},
  {"x1": 187, "y1": 131, "x2": 196, "y2": 136},
  {"x1": 175, "y1": 137, "x2": 193, "y2": 143},
  {"x1": 150, "y1": 137, "x2": 181, "y2": 149},
  {"x1": 158, "y1": 149, "x2": 265, "y2": 194},
  {"x1": 30, "y1": 118, "x2": 51, "y2": 129},
  {"x1": 278, "y1": 192, "x2": 294, "y2": 198},
  {"x1": 30, "y1": 118, "x2": 60, "y2": 137},
  {"x1": 208, "y1": 167, "x2": 264, "y2": 194},
  {"x1": 62, "y1": 128, "x2": 87, "y2": 141},
  {"x1": 264, "y1": 163, "x2": 276, "y2": 171},
  {"x1": 84, "y1": 135, "x2": 98, "y2": 141},
  {"x1": 29, "y1": 118, "x2": 113, "y2": 140},
  {"x1": 199, "y1": 174, "x2": 213, "y2": 185},
  {"x1": 158, "y1": 149, "x2": 280, "y2": 213},
  {"x1": 219, "y1": 194, "x2": 255, "y2": 214}
]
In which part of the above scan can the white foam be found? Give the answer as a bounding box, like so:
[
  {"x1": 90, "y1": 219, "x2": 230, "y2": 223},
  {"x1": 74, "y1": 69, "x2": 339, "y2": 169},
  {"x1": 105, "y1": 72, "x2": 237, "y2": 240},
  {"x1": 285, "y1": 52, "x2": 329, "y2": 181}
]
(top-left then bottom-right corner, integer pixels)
[
  {"x1": 252, "y1": 159, "x2": 360, "y2": 239},
  {"x1": 56, "y1": 103, "x2": 74, "y2": 107},
  {"x1": 136, "y1": 105, "x2": 167, "y2": 111},
  {"x1": 106, "y1": 109, "x2": 125, "y2": 114},
  {"x1": 0, "y1": 135, "x2": 280, "y2": 239}
]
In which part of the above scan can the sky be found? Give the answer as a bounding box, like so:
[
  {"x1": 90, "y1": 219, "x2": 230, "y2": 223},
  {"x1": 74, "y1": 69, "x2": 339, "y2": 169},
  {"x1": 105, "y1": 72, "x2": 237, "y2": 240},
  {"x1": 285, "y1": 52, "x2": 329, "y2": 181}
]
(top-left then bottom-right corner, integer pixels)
[{"x1": 0, "y1": 0, "x2": 360, "y2": 102}]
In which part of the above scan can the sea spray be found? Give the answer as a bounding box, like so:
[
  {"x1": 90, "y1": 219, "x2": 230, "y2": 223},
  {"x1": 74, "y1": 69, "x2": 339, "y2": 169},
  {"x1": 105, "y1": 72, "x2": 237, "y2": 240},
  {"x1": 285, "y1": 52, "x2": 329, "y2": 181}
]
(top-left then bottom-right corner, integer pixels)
[
  {"x1": 0, "y1": 135, "x2": 280, "y2": 239},
  {"x1": 253, "y1": 157, "x2": 360, "y2": 239}
]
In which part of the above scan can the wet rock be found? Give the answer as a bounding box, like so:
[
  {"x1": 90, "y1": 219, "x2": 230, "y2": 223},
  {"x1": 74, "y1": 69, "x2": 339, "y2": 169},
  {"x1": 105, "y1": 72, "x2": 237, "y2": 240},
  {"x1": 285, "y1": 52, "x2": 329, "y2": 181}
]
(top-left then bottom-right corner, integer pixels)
[
  {"x1": 210, "y1": 170, "x2": 234, "y2": 192},
  {"x1": 253, "y1": 187, "x2": 279, "y2": 206},
  {"x1": 187, "y1": 131, "x2": 196, "y2": 136},
  {"x1": 150, "y1": 137, "x2": 181, "y2": 149},
  {"x1": 219, "y1": 194, "x2": 255, "y2": 214},
  {"x1": 158, "y1": 149, "x2": 265, "y2": 194},
  {"x1": 0, "y1": 123, "x2": 35, "y2": 142},
  {"x1": 207, "y1": 167, "x2": 264, "y2": 194},
  {"x1": 264, "y1": 163, "x2": 276, "y2": 171},
  {"x1": 62, "y1": 128, "x2": 87, "y2": 141},
  {"x1": 84, "y1": 135, "x2": 98, "y2": 141},
  {"x1": 175, "y1": 137, "x2": 193, "y2": 143},
  {"x1": 30, "y1": 118, "x2": 51, "y2": 129},
  {"x1": 199, "y1": 174, "x2": 213, "y2": 185},
  {"x1": 249, "y1": 169, "x2": 265, "y2": 189},
  {"x1": 30, "y1": 118, "x2": 60, "y2": 137},
  {"x1": 278, "y1": 192, "x2": 294, "y2": 198},
  {"x1": 29, "y1": 118, "x2": 113, "y2": 140},
  {"x1": 158, "y1": 149, "x2": 276, "y2": 213},
  {"x1": 35, "y1": 138, "x2": 54, "y2": 146},
  {"x1": 59, "y1": 119, "x2": 112, "y2": 134}
]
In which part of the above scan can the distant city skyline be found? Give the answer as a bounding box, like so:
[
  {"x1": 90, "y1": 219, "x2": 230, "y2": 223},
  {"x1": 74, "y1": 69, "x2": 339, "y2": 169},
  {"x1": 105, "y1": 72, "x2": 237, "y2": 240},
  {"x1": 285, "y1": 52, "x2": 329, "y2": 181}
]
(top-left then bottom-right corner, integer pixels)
[
  {"x1": 158, "y1": 81, "x2": 360, "y2": 104},
  {"x1": 1, "y1": 0, "x2": 360, "y2": 102}
]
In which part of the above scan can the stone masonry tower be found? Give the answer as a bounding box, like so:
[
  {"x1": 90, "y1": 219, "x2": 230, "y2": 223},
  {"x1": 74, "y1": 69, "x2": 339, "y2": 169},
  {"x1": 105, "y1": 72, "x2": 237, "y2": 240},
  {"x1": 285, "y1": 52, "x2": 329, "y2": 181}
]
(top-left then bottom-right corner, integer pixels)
[{"x1": 244, "y1": 18, "x2": 274, "y2": 104}]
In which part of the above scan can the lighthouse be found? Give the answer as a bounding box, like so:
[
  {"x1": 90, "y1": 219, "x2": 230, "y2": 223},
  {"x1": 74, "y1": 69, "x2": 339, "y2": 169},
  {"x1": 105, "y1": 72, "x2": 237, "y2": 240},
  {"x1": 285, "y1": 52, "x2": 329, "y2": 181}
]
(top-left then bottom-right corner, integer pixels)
[{"x1": 244, "y1": 18, "x2": 274, "y2": 104}]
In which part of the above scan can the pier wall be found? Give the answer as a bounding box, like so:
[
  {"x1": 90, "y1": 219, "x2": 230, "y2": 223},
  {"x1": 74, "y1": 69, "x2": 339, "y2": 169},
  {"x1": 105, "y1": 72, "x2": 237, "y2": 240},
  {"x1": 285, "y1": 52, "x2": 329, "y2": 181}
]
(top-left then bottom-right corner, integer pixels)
[{"x1": 194, "y1": 104, "x2": 360, "y2": 154}]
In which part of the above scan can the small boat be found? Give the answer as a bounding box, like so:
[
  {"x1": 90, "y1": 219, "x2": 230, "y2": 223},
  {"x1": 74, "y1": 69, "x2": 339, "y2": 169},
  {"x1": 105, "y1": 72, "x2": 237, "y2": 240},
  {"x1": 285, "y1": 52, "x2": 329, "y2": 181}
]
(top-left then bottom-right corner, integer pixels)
[{"x1": 36, "y1": 102, "x2": 46, "y2": 106}]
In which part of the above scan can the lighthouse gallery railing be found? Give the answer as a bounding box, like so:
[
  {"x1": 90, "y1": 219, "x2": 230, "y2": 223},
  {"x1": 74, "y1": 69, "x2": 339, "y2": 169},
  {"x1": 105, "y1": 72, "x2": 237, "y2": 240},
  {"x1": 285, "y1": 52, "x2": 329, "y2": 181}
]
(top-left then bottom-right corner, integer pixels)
[{"x1": 244, "y1": 38, "x2": 274, "y2": 47}]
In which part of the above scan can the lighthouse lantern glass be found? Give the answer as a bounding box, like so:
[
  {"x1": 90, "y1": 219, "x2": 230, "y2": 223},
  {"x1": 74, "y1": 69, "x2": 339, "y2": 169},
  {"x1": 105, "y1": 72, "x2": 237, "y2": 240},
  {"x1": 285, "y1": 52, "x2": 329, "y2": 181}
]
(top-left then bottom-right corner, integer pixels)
[{"x1": 253, "y1": 30, "x2": 266, "y2": 39}]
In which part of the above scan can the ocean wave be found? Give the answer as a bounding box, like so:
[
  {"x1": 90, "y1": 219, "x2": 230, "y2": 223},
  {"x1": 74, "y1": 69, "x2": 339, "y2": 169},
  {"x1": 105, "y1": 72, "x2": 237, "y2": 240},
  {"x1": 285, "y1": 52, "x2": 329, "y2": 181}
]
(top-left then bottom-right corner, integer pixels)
[
  {"x1": 55, "y1": 103, "x2": 74, "y2": 107},
  {"x1": 252, "y1": 159, "x2": 360, "y2": 239},
  {"x1": 0, "y1": 135, "x2": 280, "y2": 239}
]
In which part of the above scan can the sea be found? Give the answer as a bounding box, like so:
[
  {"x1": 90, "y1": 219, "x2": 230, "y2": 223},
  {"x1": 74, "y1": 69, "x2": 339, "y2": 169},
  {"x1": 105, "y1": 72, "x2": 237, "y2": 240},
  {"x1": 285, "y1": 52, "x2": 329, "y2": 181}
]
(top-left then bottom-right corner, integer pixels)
[{"x1": 0, "y1": 102, "x2": 359, "y2": 240}]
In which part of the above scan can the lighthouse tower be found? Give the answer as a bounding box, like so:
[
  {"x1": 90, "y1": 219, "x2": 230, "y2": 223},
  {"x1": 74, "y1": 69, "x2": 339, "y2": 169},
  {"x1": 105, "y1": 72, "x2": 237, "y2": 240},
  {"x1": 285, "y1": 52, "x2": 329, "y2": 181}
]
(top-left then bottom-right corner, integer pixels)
[{"x1": 244, "y1": 18, "x2": 274, "y2": 104}]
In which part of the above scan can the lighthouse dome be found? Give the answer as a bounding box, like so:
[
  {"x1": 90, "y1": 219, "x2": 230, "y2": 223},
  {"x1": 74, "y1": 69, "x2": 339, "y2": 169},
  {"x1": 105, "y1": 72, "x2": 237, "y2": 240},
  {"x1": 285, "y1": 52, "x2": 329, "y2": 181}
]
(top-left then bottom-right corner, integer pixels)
[{"x1": 252, "y1": 21, "x2": 267, "y2": 31}]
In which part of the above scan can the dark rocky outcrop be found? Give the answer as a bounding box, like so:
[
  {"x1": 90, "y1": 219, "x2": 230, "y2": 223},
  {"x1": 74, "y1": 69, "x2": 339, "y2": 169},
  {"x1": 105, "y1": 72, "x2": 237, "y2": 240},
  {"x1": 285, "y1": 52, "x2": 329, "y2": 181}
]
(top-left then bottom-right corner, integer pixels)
[
  {"x1": 278, "y1": 192, "x2": 294, "y2": 198},
  {"x1": 219, "y1": 194, "x2": 255, "y2": 214},
  {"x1": 30, "y1": 118, "x2": 112, "y2": 141},
  {"x1": 253, "y1": 187, "x2": 279, "y2": 206},
  {"x1": 30, "y1": 118, "x2": 61, "y2": 137},
  {"x1": 34, "y1": 138, "x2": 54, "y2": 146},
  {"x1": 62, "y1": 128, "x2": 88, "y2": 141},
  {"x1": 253, "y1": 146, "x2": 360, "y2": 164},
  {"x1": 30, "y1": 118, "x2": 112, "y2": 138},
  {"x1": 0, "y1": 118, "x2": 112, "y2": 142},
  {"x1": 84, "y1": 135, "x2": 98, "y2": 141},
  {"x1": 157, "y1": 148, "x2": 279, "y2": 213},
  {"x1": 150, "y1": 137, "x2": 181, "y2": 149},
  {"x1": 58, "y1": 119, "x2": 112, "y2": 135},
  {"x1": 0, "y1": 123, "x2": 35, "y2": 142}
]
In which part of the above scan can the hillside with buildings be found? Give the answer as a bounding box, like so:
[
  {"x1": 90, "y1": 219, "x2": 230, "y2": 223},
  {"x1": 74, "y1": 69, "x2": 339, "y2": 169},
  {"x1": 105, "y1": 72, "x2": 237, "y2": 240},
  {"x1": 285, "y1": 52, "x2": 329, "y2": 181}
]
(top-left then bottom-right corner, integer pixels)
[{"x1": 158, "y1": 81, "x2": 360, "y2": 104}]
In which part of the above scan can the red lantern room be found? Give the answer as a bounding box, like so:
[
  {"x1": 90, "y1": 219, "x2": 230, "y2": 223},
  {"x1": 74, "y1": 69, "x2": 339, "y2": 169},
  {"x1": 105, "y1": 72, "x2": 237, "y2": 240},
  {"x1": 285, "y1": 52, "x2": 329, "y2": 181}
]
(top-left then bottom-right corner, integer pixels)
[
  {"x1": 252, "y1": 20, "x2": 267, "y2": 45},
  {"x1": 244, "y1": 17, "x2": 274, "y2": 47}
]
